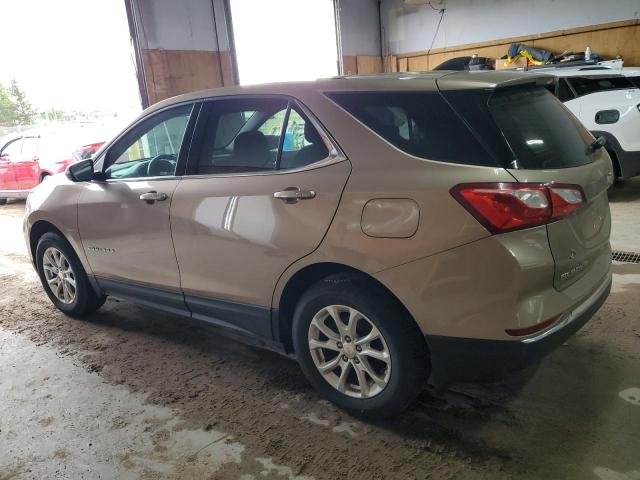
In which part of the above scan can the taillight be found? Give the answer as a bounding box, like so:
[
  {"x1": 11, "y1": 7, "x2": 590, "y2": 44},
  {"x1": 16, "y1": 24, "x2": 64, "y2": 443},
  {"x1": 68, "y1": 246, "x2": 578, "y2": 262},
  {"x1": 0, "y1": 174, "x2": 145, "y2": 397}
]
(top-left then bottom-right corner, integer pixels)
[
  {"x1": 451, "y1": 182, "x2": 585, "y2": 234},
  {"x1": 548, "y1": 186, "x2": 584, "y2": 220}
]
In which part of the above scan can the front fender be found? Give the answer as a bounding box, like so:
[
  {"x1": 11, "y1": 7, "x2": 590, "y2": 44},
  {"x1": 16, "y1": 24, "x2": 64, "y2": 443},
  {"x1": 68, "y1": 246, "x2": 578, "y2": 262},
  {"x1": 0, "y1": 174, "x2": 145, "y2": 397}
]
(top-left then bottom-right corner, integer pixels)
[{"x1": 24, "y1": 174, "x2": 91, "y2": 273}]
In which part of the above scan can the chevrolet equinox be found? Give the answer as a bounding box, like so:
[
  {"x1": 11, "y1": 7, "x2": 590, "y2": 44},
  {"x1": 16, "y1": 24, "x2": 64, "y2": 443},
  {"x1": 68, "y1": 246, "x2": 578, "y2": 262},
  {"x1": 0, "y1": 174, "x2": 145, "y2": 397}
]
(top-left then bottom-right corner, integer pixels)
[{"x1": 24, "y1": 71, "x2": 613, "y2": 417}]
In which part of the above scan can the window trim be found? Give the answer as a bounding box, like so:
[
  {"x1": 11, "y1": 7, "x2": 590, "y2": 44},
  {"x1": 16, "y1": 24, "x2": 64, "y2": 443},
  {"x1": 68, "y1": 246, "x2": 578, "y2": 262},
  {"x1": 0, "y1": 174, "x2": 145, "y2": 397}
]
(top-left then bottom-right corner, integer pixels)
[
  {"x1": 274, "y1": 101, "x2": 292, "y2": 171},
  {"x1": 183, "y1": 94, "x2": 346, "y2": 179},
  {"x1": 93, "y1": 101, "x2": 201, "y2": 183}
]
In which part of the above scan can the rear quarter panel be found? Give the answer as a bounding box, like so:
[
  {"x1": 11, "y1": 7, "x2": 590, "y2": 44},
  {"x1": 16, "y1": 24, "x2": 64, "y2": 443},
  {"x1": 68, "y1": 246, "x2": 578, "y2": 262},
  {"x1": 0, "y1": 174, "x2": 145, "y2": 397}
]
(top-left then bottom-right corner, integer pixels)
[{"x1": 271, "y1": 88, "x2": 516, "y2": 307}]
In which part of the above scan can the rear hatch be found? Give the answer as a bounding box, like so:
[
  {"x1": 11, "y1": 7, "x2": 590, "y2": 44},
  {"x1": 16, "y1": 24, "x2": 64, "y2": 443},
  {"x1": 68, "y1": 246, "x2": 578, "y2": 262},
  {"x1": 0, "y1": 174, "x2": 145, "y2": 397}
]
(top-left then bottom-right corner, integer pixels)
[{"x1": 440, "y1": 74, "x2": 612, "y2": 291}]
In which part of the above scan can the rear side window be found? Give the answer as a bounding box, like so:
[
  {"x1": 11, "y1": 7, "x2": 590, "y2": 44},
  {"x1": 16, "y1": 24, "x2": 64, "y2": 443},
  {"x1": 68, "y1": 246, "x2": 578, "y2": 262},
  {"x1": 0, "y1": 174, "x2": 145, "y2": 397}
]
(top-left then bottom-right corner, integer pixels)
[
  {"x1": 568, "y1": 76, "x2": 635, "y2": 97},
  {"x1": 326, "y1": 91, "x2": 497, "y2": 166},
  {"x1": 488, "y1": 86, "x2": 593, "y2": 169},
  {"x1": 627, "y1": 76, "x2": 640, "y2": 88},
  {"x1": 214, "y1": 110, "x2": 256, "y2": 148},
  {"x1": 189, "y1": 97, "x2": 329, "y2": 175}
]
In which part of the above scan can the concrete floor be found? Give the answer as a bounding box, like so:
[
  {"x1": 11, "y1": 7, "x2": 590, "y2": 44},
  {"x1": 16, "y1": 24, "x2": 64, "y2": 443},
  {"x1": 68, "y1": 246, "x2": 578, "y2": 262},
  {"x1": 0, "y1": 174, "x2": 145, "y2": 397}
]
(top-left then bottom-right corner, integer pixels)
[{"x1": 1, "y1": 179, "x2": 639, "y2": 479}]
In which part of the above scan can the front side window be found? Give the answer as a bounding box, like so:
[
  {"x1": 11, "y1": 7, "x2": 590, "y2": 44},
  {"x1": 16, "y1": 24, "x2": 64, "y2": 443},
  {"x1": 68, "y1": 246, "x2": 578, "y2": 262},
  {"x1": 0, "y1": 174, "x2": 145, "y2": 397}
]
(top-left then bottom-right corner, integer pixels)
[
  {"x1": 191, "y1": 97, "x2": 328, "y2": 175},
  {"x1": 1, "y1": 138, "x2": 23, "y2": 159},
  {"x1": 105, "y1": 104, "x2": 192, "y2": 179},
  {"x1": 21, "y1": 137, "x2": 40, "y2": 159}
]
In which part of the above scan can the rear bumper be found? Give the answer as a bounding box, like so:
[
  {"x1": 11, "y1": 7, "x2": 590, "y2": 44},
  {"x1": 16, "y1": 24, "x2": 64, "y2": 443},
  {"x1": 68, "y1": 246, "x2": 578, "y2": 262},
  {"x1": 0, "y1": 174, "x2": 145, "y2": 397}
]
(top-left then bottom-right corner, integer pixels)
[{"x1": 426, "y1": 274, "x2": 611, "y2": 382}]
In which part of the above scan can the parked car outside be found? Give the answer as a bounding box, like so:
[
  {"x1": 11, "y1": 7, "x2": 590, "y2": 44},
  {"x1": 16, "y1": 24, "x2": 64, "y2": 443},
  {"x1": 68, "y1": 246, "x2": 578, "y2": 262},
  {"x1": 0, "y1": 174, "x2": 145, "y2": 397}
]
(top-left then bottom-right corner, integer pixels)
[
  {"x1": 533, "y1": 64, "x2": 640, "y2": 180},
  {"x1": 0, "y1": 131, "x2": 104, "y2": 204},
  {"x1": 24, "y1": 71, "x2": 612, "y2": 417},
  {"x1": 432, "y1": 58, "x2": 640, "y2": 180}
]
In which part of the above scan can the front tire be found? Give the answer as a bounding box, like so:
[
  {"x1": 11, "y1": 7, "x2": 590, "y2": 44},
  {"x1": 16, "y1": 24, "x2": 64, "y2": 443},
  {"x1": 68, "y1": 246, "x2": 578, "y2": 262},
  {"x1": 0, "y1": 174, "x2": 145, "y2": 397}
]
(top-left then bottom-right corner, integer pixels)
[
  {"x1": 36, "y1": 232, "x2": 105, "y2": 317},
  {"x1": 293, "y1": 274, "x2": 429, "y2": 418}
]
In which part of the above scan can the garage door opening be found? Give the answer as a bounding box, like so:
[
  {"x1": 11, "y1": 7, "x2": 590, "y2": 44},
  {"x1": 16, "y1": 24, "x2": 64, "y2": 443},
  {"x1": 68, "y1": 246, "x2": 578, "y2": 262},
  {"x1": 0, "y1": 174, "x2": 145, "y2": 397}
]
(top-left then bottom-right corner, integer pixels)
[
  {"x1": 229, "y1": 0, "x2": 339, "y2": 85},
  {"x1": 0, "y1": 0, "x2": 140, "y2": 122}
]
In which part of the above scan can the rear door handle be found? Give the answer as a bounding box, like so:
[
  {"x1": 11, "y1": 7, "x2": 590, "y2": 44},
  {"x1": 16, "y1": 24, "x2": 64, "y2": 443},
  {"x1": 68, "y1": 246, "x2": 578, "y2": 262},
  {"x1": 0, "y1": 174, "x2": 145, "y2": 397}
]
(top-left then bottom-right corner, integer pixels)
[
  {"x1": 139, "y1": 191, "x2": 168, "y2": 204},
  {"x1": 273, "y1": 187, "x2": 316, "y2": 203}
]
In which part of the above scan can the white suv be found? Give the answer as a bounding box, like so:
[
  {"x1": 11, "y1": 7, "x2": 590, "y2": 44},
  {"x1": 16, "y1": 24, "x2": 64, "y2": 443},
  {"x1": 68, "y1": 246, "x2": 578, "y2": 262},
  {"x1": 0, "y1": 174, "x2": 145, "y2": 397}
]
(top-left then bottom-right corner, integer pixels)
[{"x1": 536, "y1": 62, "x2": 640, "y2": 179}]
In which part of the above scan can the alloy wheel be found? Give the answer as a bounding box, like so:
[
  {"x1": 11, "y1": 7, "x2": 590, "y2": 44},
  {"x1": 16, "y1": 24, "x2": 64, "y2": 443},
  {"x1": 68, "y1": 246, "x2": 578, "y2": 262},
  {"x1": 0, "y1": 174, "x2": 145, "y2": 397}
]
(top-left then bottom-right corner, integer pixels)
[
  {"x1": 308, "y1": 305, "x2": 391, "y2": 398},
  {"x1": 42, "y1": 247, "x2": 76, "y2": 304}
]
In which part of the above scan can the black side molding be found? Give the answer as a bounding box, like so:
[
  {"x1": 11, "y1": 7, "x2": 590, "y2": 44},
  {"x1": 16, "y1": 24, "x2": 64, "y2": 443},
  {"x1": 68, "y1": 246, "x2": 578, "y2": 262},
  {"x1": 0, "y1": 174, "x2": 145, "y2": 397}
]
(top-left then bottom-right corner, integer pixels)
[
  {"x1": 98, "y1": 277, "x2": 189, "y2": 317},
  {"x1": 185, "y1": 294, "x2": 272, "y2": 339},
  {"x1": 95, "y1": 276, "x2": 277, "y2": 346}
]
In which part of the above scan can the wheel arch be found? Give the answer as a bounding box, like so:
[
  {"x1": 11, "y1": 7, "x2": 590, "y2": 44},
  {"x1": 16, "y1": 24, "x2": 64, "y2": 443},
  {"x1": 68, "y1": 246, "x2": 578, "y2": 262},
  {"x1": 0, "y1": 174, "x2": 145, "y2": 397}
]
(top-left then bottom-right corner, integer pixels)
[
  {"x1": 275, "y1": 261, "x2": 427, "y2": 355},
  {"x1": 591, "y1": 130, "x2": 623, "y2": 178},
  {"x1": 29, "y1": 219, "x2": 102, "y2": 297},
  {"x1": 29, "y1": 220, "x2": 66, "y2": 263},
  {"x1": 606, "y1": 148, "x2": 621, "y2": 179}
]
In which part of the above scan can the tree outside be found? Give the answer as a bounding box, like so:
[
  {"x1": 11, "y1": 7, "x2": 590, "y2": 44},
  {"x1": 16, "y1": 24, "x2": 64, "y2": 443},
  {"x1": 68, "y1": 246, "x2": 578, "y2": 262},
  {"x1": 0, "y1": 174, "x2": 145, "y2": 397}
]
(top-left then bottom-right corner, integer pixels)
[{"x1": 0, "y1": 80, "x2": 36, "y2": 127}]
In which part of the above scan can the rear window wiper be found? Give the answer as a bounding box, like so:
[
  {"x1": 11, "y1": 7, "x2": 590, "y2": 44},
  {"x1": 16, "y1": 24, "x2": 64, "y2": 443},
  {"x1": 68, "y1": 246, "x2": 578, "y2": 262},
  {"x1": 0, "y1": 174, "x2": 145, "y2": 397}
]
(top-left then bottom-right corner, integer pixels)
[{"x1": 585, "y1": 136, "x2": 606, "y2": 155}]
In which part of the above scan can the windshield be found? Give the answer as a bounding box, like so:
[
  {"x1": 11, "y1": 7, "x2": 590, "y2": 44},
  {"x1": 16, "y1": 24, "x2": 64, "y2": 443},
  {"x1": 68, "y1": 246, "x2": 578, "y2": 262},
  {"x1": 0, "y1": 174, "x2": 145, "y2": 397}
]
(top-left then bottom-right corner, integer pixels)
[{"x1": 488, "y1": 86, "x2": 594, "y2": 170}]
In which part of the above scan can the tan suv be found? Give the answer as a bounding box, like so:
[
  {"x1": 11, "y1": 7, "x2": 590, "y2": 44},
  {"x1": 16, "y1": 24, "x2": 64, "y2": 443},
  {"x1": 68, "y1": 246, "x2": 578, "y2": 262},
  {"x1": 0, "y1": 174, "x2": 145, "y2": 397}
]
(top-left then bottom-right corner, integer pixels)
[{"x1": 24, "y1": 71, "x2": 613, "y2": 417}]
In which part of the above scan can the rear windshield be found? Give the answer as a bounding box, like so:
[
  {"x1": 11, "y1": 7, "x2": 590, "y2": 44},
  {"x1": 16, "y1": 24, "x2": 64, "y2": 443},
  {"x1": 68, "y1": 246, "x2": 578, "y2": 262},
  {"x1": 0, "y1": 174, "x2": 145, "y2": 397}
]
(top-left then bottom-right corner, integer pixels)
[
  {"x1": 487, "y1": 86, "x2": 594, "y2": 169},
  {"x1": 326, "y1": 91, "x2": 497, "y2": 166},
  {"x1": 568, "y1": 76, "x2": 635, "y2": 97}
]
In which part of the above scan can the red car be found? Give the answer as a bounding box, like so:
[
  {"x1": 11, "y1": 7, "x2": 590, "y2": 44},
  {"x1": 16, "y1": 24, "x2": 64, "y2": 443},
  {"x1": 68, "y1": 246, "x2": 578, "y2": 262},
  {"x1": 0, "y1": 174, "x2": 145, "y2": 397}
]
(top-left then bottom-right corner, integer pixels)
[{"x1": 0, "y1": 134, "x2": 104, "y2": 204}]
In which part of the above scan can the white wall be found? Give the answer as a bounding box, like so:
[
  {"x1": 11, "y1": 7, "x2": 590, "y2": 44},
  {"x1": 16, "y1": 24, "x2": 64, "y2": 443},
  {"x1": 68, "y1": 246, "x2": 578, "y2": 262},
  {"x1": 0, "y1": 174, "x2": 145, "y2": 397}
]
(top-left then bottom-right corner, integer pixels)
[
  {"x1": 134, "y1": 0, "x2": 230, "y2": 51},
  {"x1": 338, "y1": 0, "x2": 382, "y2": 56},
  {"x1": 382, "y1": 0, "x2": 640, "y2": 54}
]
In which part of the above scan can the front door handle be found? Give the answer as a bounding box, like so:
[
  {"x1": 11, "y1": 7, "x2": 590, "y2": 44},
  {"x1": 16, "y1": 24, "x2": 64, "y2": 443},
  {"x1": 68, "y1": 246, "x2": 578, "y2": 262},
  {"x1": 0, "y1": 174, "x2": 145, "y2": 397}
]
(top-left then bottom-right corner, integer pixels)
[
  {"x1": 139, "y1": 191, "x2": 168, "y2": 204},
  {"x1": 273, "y1": 187, "x2": 316, "y2": 203}
]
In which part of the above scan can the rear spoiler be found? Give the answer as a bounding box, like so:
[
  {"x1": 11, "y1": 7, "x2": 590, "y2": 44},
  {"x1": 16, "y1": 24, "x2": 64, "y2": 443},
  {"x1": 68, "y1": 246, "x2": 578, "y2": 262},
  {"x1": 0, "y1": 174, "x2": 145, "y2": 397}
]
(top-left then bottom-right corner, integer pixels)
[{"x1": 436, "y1": 70, "x2": 555, "y2": 91}]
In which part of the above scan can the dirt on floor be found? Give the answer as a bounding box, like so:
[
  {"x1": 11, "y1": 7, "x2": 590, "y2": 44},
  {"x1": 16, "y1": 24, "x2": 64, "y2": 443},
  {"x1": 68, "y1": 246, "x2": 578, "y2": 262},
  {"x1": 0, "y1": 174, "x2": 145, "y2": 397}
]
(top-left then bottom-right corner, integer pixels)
[{"x1": 1, "y1": 188, "x2": 639, "y2": 479}]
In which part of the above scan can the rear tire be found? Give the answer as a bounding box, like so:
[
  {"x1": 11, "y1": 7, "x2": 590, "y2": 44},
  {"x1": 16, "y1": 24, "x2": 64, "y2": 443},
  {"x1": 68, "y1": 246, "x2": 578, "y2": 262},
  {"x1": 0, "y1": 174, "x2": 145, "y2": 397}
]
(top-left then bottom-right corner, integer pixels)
[
  {"x1": 0, "y1": 198, "x2": 6, "y2": 205},
  {"x1": 293, "y1": 274, "x2": 429, "y2": 419},
  {"x1": 36, "y1": 232, "x2": 105, "y2": 317}
]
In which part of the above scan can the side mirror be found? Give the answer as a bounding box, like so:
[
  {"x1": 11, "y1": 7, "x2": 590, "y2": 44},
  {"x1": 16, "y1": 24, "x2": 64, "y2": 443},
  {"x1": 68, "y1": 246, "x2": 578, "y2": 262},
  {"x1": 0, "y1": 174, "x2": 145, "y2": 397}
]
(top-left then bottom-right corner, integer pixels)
[{"x1": 66, "y1": 159, "x2": 96, "y2": 182}]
